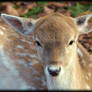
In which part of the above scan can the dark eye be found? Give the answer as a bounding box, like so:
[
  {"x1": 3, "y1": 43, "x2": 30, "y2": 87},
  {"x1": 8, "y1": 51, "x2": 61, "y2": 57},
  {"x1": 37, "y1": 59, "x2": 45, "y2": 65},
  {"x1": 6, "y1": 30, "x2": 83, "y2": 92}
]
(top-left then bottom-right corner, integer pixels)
[
  {"x1": 35, "y1": 41, "x2": 41, "y2": 47},
  {"x1": 69, "y1": 40, "x2": 74, "y2": 45}
]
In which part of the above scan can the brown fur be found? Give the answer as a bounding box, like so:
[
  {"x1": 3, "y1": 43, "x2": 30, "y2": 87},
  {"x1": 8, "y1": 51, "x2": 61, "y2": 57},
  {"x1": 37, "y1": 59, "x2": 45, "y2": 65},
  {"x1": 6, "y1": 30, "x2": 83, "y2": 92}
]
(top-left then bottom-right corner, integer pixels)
[{"x1": 0, "y1": 13, "x2": 92, "y2": 90}]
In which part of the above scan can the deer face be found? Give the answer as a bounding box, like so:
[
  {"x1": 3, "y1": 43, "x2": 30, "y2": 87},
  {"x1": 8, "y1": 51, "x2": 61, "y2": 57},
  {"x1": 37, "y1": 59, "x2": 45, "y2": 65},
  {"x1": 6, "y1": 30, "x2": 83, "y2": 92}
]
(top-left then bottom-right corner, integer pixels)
[
  {"x1": 1, "y1": 12, "x2": 92, "y2": 89},
  {"x1": 33, "y1": 13, "x2": 78, "y2": 78}
]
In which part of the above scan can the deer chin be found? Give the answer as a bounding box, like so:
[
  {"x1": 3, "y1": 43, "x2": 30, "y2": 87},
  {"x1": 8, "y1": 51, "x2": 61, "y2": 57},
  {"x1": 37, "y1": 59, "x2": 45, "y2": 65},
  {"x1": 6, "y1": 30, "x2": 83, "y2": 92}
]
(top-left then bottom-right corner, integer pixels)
[
  {"x1": 45, "y1": 70, "x2": 62, "y2": 90},
  {"x1": 45, "y1": 70, "x2": 72, "y2": 90},
  {"x1": 44, "y1": 65, "x2": 67, "y2": 90},
  {"x1": 44, "y1": 62, "x2": 74, "y2": 90}
]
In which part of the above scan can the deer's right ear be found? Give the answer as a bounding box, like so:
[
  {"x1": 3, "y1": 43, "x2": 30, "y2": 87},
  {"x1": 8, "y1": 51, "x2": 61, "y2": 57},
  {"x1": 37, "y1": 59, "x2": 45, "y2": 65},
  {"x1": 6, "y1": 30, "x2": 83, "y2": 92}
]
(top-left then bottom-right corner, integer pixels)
[
  {"x1": 74, "y1": 14, "x2": 92, "y2": 34},
  {"x1": 1, "y1": 14, "x2": 38, "y2": 35}
]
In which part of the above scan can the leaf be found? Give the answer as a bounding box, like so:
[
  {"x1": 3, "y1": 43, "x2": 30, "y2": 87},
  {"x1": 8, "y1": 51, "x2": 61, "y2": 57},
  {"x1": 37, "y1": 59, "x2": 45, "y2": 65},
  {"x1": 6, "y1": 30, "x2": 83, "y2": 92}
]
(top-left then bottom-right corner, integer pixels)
[
  {"x1": 0, "y1": 2, "x2": 2, "y2": 6},
  {"x1": 67, "y1": 3, "x2": 84, "y2": 17},
  {"x1": 13, "y1": 4, "x2": 19, "y2": 9},
  {"x1": 36, "y1": 1, "x2": 48, "y2": 6},
  {"x1": 22, "y1": 7, "x2": 43, "y2": 18}
]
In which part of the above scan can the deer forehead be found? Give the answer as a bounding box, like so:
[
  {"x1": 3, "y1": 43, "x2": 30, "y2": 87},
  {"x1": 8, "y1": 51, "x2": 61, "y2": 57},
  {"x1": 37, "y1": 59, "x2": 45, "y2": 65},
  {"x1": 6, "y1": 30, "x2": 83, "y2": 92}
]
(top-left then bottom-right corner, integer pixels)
[{"x1": 34, "y1": 14, "x2": 78, "y2": 45}]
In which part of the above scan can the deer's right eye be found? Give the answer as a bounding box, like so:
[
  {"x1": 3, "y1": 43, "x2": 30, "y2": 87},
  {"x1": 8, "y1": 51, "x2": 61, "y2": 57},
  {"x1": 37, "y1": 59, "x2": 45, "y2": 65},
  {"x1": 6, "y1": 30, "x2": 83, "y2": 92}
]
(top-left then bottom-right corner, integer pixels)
[
  {"x1": 35, "y1": 41, "x2": 41, "y2": 47},
  {"x1": 69, "y1": 40, "x2": 74, "y2": 45}
]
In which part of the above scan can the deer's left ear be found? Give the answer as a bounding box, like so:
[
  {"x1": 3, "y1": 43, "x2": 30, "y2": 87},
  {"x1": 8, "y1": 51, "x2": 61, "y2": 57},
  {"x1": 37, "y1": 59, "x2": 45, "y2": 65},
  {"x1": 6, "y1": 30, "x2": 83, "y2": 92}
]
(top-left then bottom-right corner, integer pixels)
[
  {"x1": 74, "y1": 14, "x2": 92, "y2": 34},
  {"x1": 1, "y1": 14, "x2": 39, "y2": 35}
]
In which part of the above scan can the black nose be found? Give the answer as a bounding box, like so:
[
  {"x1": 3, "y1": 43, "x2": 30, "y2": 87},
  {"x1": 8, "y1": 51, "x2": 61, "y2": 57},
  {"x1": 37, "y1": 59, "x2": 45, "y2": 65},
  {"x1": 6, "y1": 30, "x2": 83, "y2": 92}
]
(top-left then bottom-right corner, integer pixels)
[{"x1": 48, "y1": 67, "x2": 61, "y2": 76}]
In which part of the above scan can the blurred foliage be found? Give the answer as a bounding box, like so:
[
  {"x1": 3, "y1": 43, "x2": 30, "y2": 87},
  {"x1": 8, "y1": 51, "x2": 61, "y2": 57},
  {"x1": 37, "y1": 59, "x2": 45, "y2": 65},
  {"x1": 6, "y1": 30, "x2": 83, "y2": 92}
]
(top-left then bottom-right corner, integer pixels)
[
  {"x1": 36, "y1": 1, "x2": 48, "y2": 5},
  {"x1": 0, "y1": 2, "x2": 2, "y2": 6},
  {"x1": 21, "y1": 1, "x2": 48, "y2": 18},
  {"x1": 0, "y1": 1, "x2": 92, "y2": 18},
  {"x1": 21, "y1": 2, "x2": 92, "y2": 18},
  {"x1": 13, "y1": 4, "x2": 19, "y2": 9},
  {"x1": 67, "y1": 2, "x2": 92, "y2": 17},
  {"x1": 22, "y1": 7, "x2": 44, "y2": 18}
]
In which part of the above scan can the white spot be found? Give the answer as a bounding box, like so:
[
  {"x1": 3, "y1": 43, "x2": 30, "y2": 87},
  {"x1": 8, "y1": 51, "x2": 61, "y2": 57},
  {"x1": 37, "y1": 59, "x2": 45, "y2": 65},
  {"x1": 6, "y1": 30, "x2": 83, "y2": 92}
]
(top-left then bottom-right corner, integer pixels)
[
  {"x1": 6, "y1": 38, "x2": 12, "y2": 42},
  {"x1": 16, "y1": 52, "x2": 27, "y2": 56},
  {"x1": 77, "y1": 48, "x2": 83, "y2": 57},
  {"x1": 88, "y1": 63, "x2": 92, "y2": 67},
  {"x1": 27, "y1": 41, "x2": 33, "y2": 45},
  {"x1": 88, "y1": 73, "x2": 91, "y2": 77},
  {"x1": 0, "y1": 45, "x2": 3, "y2": 49},
  {"x1": 31, "y1": 69, "x2": 39, "y2": 74},
  {"x1": 31, "y1": 46, "x2": 36, "y2": 50},
  {"x1": 41, "y1": 76, "x2": 46, "y2": 86},
  {"x1": 9, "y1": 33, "x2": 19, "y2": 38},
  {"x1": 17, "y1": 45, "x2": 24, "y2": 49},
  {"x1": 85, "y1": 76, "x2": 89, "y2": 80},
  {"x1": 29, "y1": 54, "x2": 36, "y2": 58},
  {"x1": 28, "y1": 60, "x2": 38, "y2": 66},
  {"x1": 35, "y1": 77, "x2": 41, "y2": 80},
  {"x1": 18, "y1": 60, "x2": 28, "y2": 68},
  {"x1": 82, "y1": 60, "x2": 86, "y2": 65},
  {"x1": 86, "y1": 84, "x2": 90, "y2": 89},
  {"x1": 2, "y1": 27, "x2": 6, "y2": 30},
  {"x1": 0, "y1": 31, "x2": 4, "y2": 35},
  {"x1": 35, "y1": 37, "x2": 40, "y2": 42},
  {"x1": 20, "y1": 39, "x2": 26, "y2": 42}
]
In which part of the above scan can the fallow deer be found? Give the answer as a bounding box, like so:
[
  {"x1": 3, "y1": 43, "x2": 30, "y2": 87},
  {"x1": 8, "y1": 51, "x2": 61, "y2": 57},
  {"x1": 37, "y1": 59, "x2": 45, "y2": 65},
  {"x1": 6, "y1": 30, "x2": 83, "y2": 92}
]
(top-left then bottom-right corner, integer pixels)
[{"x1": 0, "y1": 12, "x2": 92, "y2": 90}]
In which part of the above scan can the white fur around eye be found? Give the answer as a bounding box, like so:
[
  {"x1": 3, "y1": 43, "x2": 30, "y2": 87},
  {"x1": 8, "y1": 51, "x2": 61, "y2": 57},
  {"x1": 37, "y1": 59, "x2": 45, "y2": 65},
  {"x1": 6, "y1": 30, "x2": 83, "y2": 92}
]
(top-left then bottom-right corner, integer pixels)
[{"x1": 35, "y1": 37, "x2": 40, "y2": 42}]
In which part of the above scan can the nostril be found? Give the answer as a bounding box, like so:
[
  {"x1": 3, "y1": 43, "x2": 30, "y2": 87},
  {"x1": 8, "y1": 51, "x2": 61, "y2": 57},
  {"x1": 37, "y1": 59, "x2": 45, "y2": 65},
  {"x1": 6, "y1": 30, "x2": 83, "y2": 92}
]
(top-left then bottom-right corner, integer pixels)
[{"x1": 48, "y1": 67, "x2": 61, "y2": 77}]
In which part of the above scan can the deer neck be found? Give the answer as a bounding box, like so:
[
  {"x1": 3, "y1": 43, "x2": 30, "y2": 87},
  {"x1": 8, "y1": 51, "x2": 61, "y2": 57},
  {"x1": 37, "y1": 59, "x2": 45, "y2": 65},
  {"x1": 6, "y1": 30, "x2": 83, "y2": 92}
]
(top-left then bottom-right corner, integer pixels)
[{"x1": 71, "y1": 55, "x2": 87, "y2": 90}]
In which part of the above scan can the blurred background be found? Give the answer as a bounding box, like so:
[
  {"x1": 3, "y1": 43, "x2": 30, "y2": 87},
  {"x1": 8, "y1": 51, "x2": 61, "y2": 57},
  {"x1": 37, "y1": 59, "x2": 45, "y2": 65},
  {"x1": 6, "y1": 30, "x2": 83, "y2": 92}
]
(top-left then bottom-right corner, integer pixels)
[{"x1": 0, "y1": 1, "x2": 92, "y2": 53}]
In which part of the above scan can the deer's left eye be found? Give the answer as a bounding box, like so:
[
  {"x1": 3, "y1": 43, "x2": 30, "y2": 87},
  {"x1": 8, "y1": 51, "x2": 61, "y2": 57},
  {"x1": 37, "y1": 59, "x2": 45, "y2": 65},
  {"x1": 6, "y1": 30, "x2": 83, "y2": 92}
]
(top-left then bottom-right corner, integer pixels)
[
  {"x1": 69, "y1": 40, "x2": 74, "y2": 45},
  {"x1": 35, "y1": 41, "x2": 41, "y2": 47}
]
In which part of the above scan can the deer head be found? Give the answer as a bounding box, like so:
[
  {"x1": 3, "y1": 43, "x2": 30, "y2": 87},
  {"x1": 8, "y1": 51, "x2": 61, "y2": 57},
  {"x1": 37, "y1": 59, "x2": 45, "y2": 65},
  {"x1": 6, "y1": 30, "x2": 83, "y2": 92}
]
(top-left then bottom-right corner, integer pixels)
[{"x1": 1, "y1": 12, "x2": 92, "y2": 90}]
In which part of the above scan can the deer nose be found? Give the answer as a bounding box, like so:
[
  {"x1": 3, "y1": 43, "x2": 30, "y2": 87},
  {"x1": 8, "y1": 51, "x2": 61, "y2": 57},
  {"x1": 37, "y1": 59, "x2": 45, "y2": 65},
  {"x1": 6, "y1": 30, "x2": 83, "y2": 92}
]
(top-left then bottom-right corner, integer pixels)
[{"x1": 47, "y1": 66, "x2": 61, "y2": 77}]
